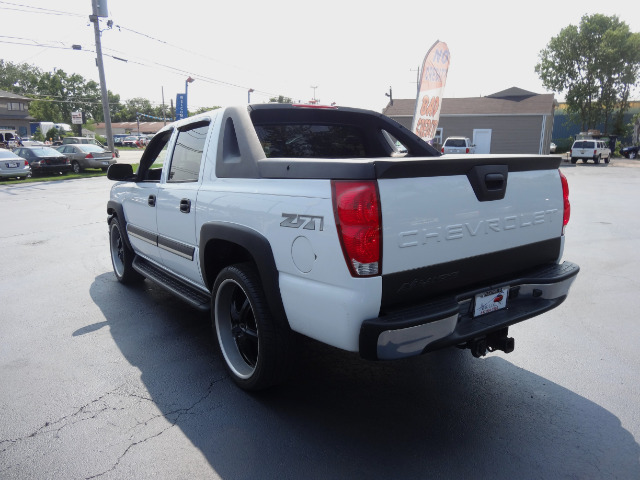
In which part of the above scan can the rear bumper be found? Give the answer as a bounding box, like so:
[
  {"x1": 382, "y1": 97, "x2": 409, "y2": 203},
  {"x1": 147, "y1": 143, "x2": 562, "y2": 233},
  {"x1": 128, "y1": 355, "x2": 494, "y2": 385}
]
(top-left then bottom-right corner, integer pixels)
[
  {"x1": 359, "y1": 261, "x2": 579, "y2": 360},
  {"x1": 82, "y1": 158, "x2": 116, "y2": 168},
  {"x1": 32, "y1": 164, "x2": 73, "y2": 174}
]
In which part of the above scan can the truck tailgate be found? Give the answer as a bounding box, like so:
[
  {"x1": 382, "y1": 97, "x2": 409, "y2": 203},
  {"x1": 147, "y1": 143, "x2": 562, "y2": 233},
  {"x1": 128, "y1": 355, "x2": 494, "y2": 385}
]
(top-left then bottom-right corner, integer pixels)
[{"x1": 377, "y1": 155, "x2": 564, "y2": 306}]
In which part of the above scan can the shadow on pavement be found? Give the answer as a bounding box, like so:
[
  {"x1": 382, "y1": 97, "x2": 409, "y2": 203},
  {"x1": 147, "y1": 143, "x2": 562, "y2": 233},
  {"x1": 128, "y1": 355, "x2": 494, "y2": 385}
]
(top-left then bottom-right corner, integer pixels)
[{"x1": 87, "y1": 272, "x2": 640, "y2": 479}]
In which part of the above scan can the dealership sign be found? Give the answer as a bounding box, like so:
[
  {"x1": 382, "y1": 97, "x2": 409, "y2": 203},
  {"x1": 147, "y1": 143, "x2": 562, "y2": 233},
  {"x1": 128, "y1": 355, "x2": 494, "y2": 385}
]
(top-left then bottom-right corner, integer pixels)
[{"x1": 411, "y1": 40, "x2": 450, "y2": 143}]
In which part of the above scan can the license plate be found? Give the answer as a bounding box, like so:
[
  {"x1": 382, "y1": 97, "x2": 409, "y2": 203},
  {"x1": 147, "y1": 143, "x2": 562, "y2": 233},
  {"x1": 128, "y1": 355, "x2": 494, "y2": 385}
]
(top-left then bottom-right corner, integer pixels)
[
  {"x1": 5, "y1": 162, "x2": 18, "y2": 168},
  {"x1": 474, "y1": 287, "x2": 509, "y2": 317},
  {"x1": 102, "y1": 161, "x2": 109, "y2": 165}
]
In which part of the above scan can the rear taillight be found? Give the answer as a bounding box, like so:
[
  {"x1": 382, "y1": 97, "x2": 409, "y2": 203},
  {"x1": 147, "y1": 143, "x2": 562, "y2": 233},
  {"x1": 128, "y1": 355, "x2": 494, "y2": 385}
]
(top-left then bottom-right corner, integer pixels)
[
  {"x1": 441, "y1": 147, "x2": 444, "y2": 153},
  {"x1": 465, "y1": 147, "x2": 470, "y2": 153},
  {"x1": 85, "y1": 153, "x2": 94, "y2": 159},
  {"x1": 559, "y1": 170, "x2": 570, "y2": 234},
  {"x1": 332, "y1": 180, "x2": 381, "y2": 277}
]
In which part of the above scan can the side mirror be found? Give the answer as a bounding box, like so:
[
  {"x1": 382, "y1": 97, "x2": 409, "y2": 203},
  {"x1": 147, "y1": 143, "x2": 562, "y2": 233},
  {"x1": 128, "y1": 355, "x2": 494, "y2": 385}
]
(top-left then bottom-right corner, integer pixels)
[{"x1": 107, "y1": 163, "x2": 135, "y2": 181}]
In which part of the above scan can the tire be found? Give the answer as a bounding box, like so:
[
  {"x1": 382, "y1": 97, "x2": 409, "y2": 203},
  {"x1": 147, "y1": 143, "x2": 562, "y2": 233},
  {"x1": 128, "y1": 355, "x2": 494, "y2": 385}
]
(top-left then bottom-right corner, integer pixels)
[
  {"x1": 109, "y1": 216, "x2": 143, "y2": 283},
  {"x1": 72, "y1": 161, "x2": 82, "y2": 174},
  {"x1": 604, "y1": 155, "x2": 610, "y2": 164},
  {"x1": 571, "y1": 157, "x2": 577, "y2": 164},
  {"x1": 213, "y1": 263, "x2": 294, "y2": 391},
  {"x1": 594, "y1": 155, "x2": 600, "y2": 164}
]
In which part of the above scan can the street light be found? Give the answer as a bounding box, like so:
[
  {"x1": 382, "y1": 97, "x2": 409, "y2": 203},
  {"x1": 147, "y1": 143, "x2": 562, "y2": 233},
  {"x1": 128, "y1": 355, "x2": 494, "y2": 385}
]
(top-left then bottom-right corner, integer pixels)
[{"x1": 185, "y1": 76, "x2": 195, "y2": 115}]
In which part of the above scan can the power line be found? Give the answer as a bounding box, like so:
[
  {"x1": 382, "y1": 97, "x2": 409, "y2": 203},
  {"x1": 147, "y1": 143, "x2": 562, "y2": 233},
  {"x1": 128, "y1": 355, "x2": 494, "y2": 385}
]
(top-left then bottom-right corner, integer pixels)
[
  {"x1": 1, "y1": 7, "x2": 296, "y2": 103},
  {"x1": 0, "y1": 1, "x2": 84, "y2": 18}
]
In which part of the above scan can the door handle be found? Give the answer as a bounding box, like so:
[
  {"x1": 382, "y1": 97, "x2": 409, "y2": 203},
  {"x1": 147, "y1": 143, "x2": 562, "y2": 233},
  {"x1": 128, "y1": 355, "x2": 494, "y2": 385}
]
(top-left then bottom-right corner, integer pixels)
[
  {"x1": 148, "y1": 195, "x2": 156, "y2": 207},
  {"x1": 180, "y1": 198, "x2": 191, "y2": 213}
]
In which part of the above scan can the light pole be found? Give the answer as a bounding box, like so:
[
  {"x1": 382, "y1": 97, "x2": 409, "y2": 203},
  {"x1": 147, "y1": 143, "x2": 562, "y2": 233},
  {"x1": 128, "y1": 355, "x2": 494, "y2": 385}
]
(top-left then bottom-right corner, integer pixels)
[
  {"x1": 185, "y1": 76, "x2": 194, "y2": 116},
  {"x1": 310, "y1": 85, "x2": 318, "y2": 104},
  {"x1": 248, "y1": 88, "x2": 254, "y2": 103}
]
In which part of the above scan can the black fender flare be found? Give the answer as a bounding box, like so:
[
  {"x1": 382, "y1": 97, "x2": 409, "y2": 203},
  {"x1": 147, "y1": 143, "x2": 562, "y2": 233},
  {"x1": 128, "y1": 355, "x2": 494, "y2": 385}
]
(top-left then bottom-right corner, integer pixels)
[
  {"x1": 106, "y1": 200, "x2": 135, "y2": 253},
  {"x1": 199, "y1": 222, "x2": 288, "y2": 327}
]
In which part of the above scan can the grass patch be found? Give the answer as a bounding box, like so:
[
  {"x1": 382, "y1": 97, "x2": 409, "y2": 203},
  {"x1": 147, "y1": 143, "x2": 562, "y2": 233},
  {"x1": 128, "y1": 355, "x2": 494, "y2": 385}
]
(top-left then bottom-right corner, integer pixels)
[
  {"x1": 0, "y1": 163, "x2": 161, "y2": 185},
  {"x1": 0, "y1": 168, "x2": 107, "y2": 185}
]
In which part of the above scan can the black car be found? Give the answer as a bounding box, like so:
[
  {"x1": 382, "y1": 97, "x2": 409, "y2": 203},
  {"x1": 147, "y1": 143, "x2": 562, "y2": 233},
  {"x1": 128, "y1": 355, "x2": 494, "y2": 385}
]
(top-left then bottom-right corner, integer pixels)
[
  {"x1": 13, "y1": 146, "x2": 72, "y2": 175},
  {"x1": 621, "y1": 145, "x2": 639, "y2": 159}
]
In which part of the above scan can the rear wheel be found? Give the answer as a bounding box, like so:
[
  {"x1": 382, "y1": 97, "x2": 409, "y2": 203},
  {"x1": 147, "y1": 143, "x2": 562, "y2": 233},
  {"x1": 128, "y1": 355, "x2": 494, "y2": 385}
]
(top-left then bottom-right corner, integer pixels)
[
  {"x1": 213, "y1": 263, "x2": 294, "y2": 391},
  {"x1": 571, "y1": 157, "x2": 577, "y2": 164},
  {"x1": 72, "y1": 161, "x2": 82, "y2": 174},
  {"x1": 594, "y1": 155, "x2": 600, "y2": 164},
  {"x1": 109, "y1": 216, "x2": 143, "y2": 283}
]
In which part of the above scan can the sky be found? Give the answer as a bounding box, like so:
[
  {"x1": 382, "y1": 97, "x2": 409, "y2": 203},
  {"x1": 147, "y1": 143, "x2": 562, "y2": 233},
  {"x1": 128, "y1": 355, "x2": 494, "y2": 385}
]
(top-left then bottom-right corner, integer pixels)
[{"x1": 1, "y1": 0, "x2": 638, "y2": 116}]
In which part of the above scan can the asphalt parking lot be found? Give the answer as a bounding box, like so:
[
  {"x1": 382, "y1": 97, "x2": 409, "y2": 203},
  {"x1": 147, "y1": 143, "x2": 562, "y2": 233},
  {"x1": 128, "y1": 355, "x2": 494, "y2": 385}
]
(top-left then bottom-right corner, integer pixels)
[{"x1": 0, "y1": 158, "x2": 639, "y2": 479}]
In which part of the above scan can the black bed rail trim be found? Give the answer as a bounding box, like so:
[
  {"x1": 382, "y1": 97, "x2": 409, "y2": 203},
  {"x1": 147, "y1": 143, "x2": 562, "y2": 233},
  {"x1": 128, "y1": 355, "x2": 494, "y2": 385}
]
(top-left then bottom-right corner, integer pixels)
[{"x1": 257, "y1": 155, "x2": 561, "y2": 180}]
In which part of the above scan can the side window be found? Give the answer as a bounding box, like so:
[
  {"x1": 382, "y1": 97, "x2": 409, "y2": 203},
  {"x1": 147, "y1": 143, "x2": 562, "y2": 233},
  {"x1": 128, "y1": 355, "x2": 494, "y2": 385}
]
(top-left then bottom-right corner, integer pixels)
[
  {"x1": 137, "y1": 130, "x2": 173, "y2": 182},
  {"x1": 168, "y1": 121, "x2": 209, "y2": 182}
]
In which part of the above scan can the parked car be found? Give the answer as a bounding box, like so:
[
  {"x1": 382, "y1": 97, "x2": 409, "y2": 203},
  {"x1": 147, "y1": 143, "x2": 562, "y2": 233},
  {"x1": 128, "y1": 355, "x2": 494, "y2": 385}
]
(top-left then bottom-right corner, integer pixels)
[
  {"x1": 441, "y1": 136, "x2": 475, "y2": 154},
  {"x1": 122, "y1": 136, "x2": 142, "y2": 148},
  {"x1": 570, "y1": 139, "x2": 611, "y2": 164},
  {"x1": 12, "y1": 146, "x2": 72, "y2": 175},
  {"x1": 113, "y1": 134, "x2": 129, "y2": 147},
  {"x1": 550, "y1": 142, "x2": 557, "y2": 153},
  {"x1": 21, "y1": 140, "x2": 46, "y2": 147},
  {"x1": 0, "y1": 149, "x2": 31, "y2": 180},
  {"x1": 620, "y1": 145, "x2": 639, "y2": 159},
  {"x1": 55, "y1": 144, "x2": 117, "y2": 173},
  {"x1": 62, "y1": 137, "x2": 119, "y2": 158}
]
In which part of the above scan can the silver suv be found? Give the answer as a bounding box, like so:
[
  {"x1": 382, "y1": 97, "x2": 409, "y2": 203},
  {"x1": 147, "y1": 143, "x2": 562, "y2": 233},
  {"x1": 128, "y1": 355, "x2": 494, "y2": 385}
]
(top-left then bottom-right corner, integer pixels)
[{"x1": 570, "y1": 139, "x2": 611, "y2": 164}]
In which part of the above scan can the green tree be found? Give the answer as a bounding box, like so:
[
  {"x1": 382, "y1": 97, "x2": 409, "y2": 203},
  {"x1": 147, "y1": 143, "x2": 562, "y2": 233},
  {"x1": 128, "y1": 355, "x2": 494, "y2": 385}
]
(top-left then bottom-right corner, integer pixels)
[
  {"x1": 269, "y1": 95, "x2": 293, "y2": 104},
  {"x1": 44, "y1": 127, "x2": 60, "y2": 142},
  {"x1": 536, "y1": 14, "x2": 640, "y2": 134},
  {"x1": 1, "y1": 61, "x2": 103, "y2": 124},
  {"x1": 0, "y1": 60, "x2": 42, "y2": 93},
  {"x1": 190, "y1": 106, "x2": 221, "y2": 116}
]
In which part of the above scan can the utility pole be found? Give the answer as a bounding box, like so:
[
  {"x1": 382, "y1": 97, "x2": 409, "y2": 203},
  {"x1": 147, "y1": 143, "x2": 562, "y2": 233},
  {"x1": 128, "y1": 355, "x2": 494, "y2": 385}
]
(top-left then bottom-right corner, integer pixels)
[
  {"x1": 310, "y1": 86, "x2": 318, "y2": 103},
  {"x1": 89, "y1": 0, "x2": 114, "y2": 154}
]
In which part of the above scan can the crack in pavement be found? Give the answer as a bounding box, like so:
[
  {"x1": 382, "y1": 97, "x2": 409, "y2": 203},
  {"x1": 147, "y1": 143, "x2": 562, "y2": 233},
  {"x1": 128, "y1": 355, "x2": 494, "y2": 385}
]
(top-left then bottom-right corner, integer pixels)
[
  {"x1": 86, "y1": 377, "x2": 225, "y2": 479},
  {"x1": 0, "y1": 377, "x2": 226, "y2": 479}
]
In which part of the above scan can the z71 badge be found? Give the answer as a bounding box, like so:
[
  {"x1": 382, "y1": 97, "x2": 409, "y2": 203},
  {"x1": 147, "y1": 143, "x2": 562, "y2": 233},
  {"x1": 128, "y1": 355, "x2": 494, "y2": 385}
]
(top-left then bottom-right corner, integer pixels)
[{"x1": 280, "y1": 213, "x2": 324, "y2": 231}]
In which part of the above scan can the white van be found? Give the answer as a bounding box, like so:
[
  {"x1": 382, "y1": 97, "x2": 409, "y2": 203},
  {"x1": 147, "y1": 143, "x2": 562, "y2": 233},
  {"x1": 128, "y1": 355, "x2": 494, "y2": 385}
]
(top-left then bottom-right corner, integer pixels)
[{"x1": 0, "y1": 130, "x2": 19, "y2": 148}]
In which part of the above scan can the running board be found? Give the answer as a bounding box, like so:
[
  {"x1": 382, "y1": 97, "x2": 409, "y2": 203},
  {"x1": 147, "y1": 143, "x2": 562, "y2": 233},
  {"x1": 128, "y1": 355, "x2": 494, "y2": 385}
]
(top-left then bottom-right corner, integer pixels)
[{"x1": 132, "y1": 257, "x2": 210, "y2": 311}]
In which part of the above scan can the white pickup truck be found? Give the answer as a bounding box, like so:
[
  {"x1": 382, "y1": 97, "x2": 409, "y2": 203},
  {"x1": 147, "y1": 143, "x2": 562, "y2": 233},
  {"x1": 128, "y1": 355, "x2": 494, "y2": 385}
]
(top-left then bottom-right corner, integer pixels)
[{"x1": 107, "y1": 104, "x2": 579, "y2": 391}]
